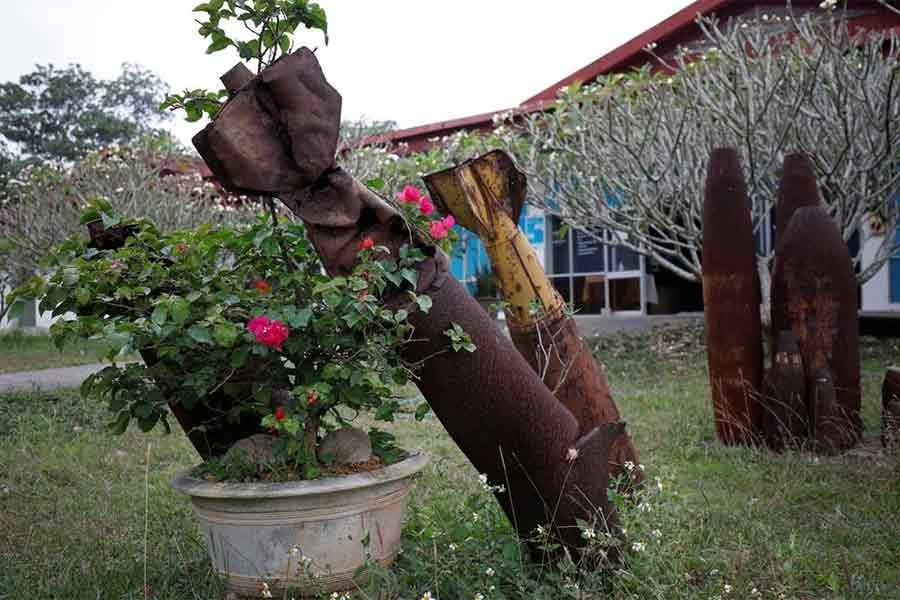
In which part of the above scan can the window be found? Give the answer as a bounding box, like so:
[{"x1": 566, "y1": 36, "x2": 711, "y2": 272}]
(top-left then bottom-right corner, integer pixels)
[{"x1": 548, "y1": 217, "x2": 644, "y2": 314}]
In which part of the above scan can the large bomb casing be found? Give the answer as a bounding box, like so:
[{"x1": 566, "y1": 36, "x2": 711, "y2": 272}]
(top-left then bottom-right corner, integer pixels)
[
  {"x1": 424, "y1": 151, "x2": 642, "y2": 486},
  {"x1": 883, "y1": 367, "x2": 900, "y2": 451},
  {"x1": 191, "y1": 52, "x2": 623, "y2": 559},
  {"x1": 771, "y1": 206, "x2": 861, "y2": 450},
  {"x1": 702, "y1": 148, "x2": 764, "y2": 445},
  {"x1": 775, "y1": 154, "x2": 821, "y2": 251},
  {"x1": 762, "y1": 330, "x2": 807, "y2": 450}
]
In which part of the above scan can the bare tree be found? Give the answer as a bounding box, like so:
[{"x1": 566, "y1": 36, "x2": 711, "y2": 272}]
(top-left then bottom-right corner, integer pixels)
[{"x1": 515, "y1": 10, "x2": 900, "y2": 299}]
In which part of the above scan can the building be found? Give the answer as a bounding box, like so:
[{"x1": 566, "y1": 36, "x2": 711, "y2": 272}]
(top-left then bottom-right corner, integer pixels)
[{"x1": 363, "y1": 0, "x2": 900, "y2": 318}]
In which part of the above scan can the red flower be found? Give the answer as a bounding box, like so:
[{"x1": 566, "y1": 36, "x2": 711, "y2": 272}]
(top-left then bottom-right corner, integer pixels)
[
  {"x1": 430, "y1": 220, "x2": 448, "y2": 240},
  {"x1": 274, "y1": 406, "x2": 286, "y2": 422},
  {"x1": 255, "y1": 280, "x2": 272, "y2": 294},
  {"x1": 397, "y1": 184, "x2": 423, "y2": 204},
  {"x1": 358, "y1": 237, "x2": 375, "y2": 251},
  {"x1": 307, "y1": 389, "x2": 318, "y2": 405},
  {"x1": 419, "y1": 197, "x2": 435, "y2": 216},
  {"x1": 246, "y1": 315, "x2": 290, "y2": 351}
]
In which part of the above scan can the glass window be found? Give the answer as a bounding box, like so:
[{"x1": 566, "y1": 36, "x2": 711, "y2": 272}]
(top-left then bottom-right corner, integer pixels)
[
  {"x1": 572, "y1": 228, "x2": 605, "y2": 273},
  {"x1": 610, "y1": 278, "x2": 641, "y2": 311},
  {"x1": 609, "y1": 244, "x2": 640, "y2": 272},
  {"x1": 550, "y1": 216, "x2": 570, "y2": 274},
  {"x1": 574, "y1": 275, "x2": 606, "y2": 313}
]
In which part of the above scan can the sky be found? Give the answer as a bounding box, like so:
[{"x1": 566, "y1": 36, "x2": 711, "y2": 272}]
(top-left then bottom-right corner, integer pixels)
[{"x1": 0, "y1": 1, "x2": 695, "y2": 147}]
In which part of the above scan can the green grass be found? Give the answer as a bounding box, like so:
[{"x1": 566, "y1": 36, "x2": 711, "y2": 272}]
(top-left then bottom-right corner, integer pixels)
[
  {"x1": 0, "y1": 330, "x2": 114, "y2": 374},
  {"x1": 1, "y1": 325, "x2": 899, "y2": 599}
]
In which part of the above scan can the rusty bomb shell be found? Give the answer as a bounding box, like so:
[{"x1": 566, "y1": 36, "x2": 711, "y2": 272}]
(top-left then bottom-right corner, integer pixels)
[
  {"x1": 424, "y1": 150, "x2": 642, "y2": 487},
  {"x1": 775, "y1": 153, "x2": 821, "y2": 250},
  {"x1": 771, "y1": 206, "x2": 861, "y2": 450},
  {"x1": 702, "y1": 147, "x2": 764, "y2": 445}
]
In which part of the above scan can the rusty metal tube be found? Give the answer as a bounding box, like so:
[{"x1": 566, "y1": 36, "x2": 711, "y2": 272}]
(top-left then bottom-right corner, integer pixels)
[
  {"x1": 424, "y1": 151, "x2": 642, "y2": 486},
  {"x1": 702, "y1": 148, "x2": 764, "y2": 445}
]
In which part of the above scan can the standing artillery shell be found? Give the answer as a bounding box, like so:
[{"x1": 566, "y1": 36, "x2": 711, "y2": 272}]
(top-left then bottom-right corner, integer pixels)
[
  {"x1": 775, "y1": 153, "x2": 821, "y2": 250},
  {"x1": 771, "y1": 207, "x2": 861, "y2": 450},
  {"x1": 702, "y1": 148, "x2": 764, "y2": 445},
  {"x1": 762, "y1": 330, "x2": 807, "y2": 450},
  {"x1": 883, "y1": 367, "x2": 900, "y2": 452}
]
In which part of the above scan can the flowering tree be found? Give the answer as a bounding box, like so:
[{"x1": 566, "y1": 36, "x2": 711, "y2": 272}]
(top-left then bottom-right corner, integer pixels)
[
  {"x1": 514, "y1": 10, "x2": 900, "y2": 296},
  {"x1": 0, "y1": 135, "x2": 253, "y2": 295}
]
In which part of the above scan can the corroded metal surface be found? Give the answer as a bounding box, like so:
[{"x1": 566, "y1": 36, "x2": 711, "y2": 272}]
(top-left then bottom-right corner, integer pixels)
[
  {"x1": 191, "y1": 52, "x2": 623, "y2": 558},
  {"x1": 883, "y1": 367, "x2": 900, "y2": 451},
  {"x1": 775, "y1": 153, "x2": 821, "y2": 251},
  {"x1": 424, "y1": 151, "x2": 642, "y2": 487},
  {"x1": 702, "y1": 148, "x2": 763, "y2": 445},
  {"x1": 771, "y1": 206, "x2": 861, "y2": 451},
  {"x1": 762, "y1": 330, "x2": 807, "y2": 451}
]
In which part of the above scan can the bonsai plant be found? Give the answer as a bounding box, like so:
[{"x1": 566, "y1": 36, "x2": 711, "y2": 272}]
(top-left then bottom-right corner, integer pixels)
[{"x1": 6, "y1": 190, "x2": 466, "y2": 595}]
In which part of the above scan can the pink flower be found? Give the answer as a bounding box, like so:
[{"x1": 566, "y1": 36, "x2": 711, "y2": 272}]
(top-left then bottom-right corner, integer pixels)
[
  {"x1": 430, "y1": 220, "x2": 448, "y2": 240},
  {"x1": 397, "y1": 185, "x2": 423, "y2": 204},
  {"x1": 274, "y1": 406, "x2": 286, "y2": 422},
  {"x1": 441, "y1": 215, "x2": 455, "y2": 229},
  {"x1": 358, "y1": 237, "x2": 375, "y2": 251},
  {"x1": 246, "y1": 315, "x2": 290, "y2": 351},
  {"x1": 419, "y1": 197, "x2": 435, "y2": 215}
]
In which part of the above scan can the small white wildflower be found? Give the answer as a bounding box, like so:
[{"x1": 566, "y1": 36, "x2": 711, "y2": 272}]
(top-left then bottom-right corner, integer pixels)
[
  {"x1": 420, "y1": 592, "x2": 435, "y2": 600},
  {"x1": 581, "y1": 527, "x2": 597, "y2": 540},
  {"x1": 289, "y1": 545, "x2": 301, "y2": 556},
  {"x1": 724, "y1": 584, "x2": 733, "y2": 594},
  {"x1": 261, "y1": 582, "x2": 273, "y2": 599},
  {"x1": 651, "y1": 528, "x2": 662, "y2": 539},
  {"x1": 751, "y1": 588, "x2": 761, "y2": 597},
  {"x1": 536, "y1": 525, "x2": 547, "y2": 536},
  {"x1": 565, "y1": 447, "x2": 579, "y2": 461},
  {"x1": 638, "y1": 502, "x2": 652, "y2": 513},
  {"x1": 448, "y1": 543, "x2": 457, "y2": 552},
  {"x1": 474, "y1": 594, "x2": 485, "y2": 600},
  {"x1": 488, "y1": 585, "x2": 495, "y2": 592},
  {"x1": 638, "y1": 463, "x2": 645, "y2": 471},
  {"x1": 631, "y1": 541, "x2": 646, "y2": 552},
  {"x1": 472, "y1": 512, "x2": 480, "y2": 522},
  {"x1": 624, "y1": 460, "x2": 635, "y2": 472},
  {"x1": 485, "y1": 567, "x2": 495, "y2": 576},
  {"x1": 655, "y1": 476, "x2": 664, "y2": 491}
]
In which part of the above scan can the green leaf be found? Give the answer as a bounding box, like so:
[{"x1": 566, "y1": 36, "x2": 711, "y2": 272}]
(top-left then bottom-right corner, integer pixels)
[
  {"x1": 214, "y1": 322, "x2": 239, "y2": 347},
  {"x1": 206, "y1": 36, "x2": 231, "y2": 54},
  {"x1": 109, "y1": 411, "x2": 131, "y2": 435},
  {"x1": 75, "y1": 287, "x2": 91, "y2": 306},
  {"x1": 187, "y1": 325, "x2": 213, "y2": 344},
  {"x1": 151, "y1": 305, "x2": 168, "y2": 325},
  {"x1": 229, "y1": 346, "x2": 251, "y2": 369},
  {"x1": 170, "y1": 298, "x2": 190, "y2": 324},
  {"x1": 400, "y1": 269, "x2": 418, "y2": 287},
  {"x1": 415, "y1": 295, "x2": 433, "y2": 313},
  {"x1": 366, "y1": 177, "x2": 385, "y2": 190},
  {"x1": 414, "y1": 402, "x2": 431, "y2": 421},
  {"x1": 278, "y1": 33, "x2": 291, "y2": 54}
]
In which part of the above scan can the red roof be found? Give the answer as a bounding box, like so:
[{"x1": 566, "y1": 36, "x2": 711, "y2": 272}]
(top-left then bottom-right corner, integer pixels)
[{"x1": 363, "y1": 0, "x2": 900, "y2": 151}]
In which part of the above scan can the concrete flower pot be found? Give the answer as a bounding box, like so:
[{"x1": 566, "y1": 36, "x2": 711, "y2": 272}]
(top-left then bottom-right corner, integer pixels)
[{"x1": 171, "y1": 452, "x2": 428, "y2": 598}]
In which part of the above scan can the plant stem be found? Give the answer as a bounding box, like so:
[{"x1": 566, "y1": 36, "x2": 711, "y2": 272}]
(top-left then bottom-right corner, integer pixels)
[{"x1": 303, "y1": 411, "x2": 320, "y2": 459}]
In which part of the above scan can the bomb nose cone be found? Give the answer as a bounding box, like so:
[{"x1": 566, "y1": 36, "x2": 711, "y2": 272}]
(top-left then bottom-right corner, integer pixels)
[{"x1": 776, "y1": 153, "x2": 821, "y2": 249}]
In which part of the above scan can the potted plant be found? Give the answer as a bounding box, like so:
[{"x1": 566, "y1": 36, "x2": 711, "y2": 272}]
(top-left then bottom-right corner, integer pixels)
[
  {"x1": 473, "y1": 266, "x2": 500, "y2": 319},
  {"x1": 8, "y1": 188, "x2": 463, "y2": 596}
]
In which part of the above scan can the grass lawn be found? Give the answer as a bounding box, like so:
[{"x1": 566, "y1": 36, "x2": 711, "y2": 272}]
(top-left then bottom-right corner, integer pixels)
[
  {"x1": 1, "y1": 325, "x2": 898, "y2": 599},
  {"x1": 0, "y1": 330, "x2": 114, "y2": 374}
]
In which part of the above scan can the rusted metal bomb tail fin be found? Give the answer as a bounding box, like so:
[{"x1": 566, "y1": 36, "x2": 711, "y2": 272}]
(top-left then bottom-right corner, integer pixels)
[
  {"x1": 424, "y1": 150, "x2": 642, "y2": 488},
  {"x1": 702, "y1": 148, "x2": 764, "y2": 446},
  {"x1": 425, "y1": 150, "x2": 550, "y2": 325}
]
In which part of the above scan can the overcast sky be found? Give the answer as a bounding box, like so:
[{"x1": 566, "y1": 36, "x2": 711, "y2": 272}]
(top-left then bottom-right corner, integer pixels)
[{"x1": 1, "y1": 1, "x2": 694, "y2": 147}]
